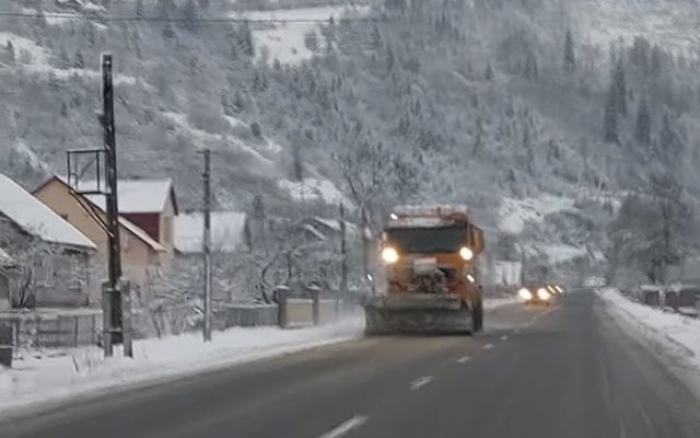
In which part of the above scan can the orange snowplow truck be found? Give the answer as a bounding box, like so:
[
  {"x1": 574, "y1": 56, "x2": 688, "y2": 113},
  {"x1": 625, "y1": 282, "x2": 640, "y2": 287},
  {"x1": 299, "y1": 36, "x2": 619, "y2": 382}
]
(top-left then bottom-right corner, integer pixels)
[{"x1": 364, "y1": 205, "x2": 485, "y2": 335}]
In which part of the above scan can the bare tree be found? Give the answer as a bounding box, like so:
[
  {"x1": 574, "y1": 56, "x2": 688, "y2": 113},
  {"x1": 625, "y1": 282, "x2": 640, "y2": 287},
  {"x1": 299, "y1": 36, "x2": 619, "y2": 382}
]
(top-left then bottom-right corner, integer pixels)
[{"x1": 607, "y1": 175, "x2": 693, "y2": 283}]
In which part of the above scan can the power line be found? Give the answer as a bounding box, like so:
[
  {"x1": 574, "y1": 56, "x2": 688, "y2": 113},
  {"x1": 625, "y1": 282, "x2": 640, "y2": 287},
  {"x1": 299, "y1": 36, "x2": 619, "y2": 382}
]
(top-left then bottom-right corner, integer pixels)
[{"x1": 0, "y1": 10, "x2": 385, "y2": 24}]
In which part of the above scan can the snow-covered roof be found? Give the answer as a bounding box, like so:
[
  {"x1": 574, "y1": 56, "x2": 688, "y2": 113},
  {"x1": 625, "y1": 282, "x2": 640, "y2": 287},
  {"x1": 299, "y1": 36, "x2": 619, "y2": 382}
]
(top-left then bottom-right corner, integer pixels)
[
  {"x1": 35, "y1": 176, "x2": 165, "y2": 252},
  {"x1": 175, "y1": 211, "x2": 247, "y2": 254},
  {"x1": 69, "y1": 178, "x2": 177, "y2": 214},
  {"x1": 307, "y1": 217, "x2": 359, "y2": 236},
  {"x1": 0, "y1": 174, "x2": 96, "y2": 250},
  {"x1": 118, "y1": 216, "x2": 165, "y2": 253}
]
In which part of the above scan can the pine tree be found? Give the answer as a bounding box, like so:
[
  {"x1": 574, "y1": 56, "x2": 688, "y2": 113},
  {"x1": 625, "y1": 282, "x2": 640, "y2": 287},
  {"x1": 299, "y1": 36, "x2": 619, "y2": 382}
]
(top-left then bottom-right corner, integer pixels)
[
  {"x1": 73, "y1": 50, "x2": 84, "y2": 69},
  {"x1": 370, "y1": 25, "x2": 383, "y2": 51},
  {"x1": 292, "y1": 141, "x2": 304, "y2": 182},
  {"x1": 6, "y1": 41, "x2": 15, "y2": 65},
  {"x1": 472, "y1": 117, "x2": 484, "y2": 156},
  {"x1": 304, "y1": 30, "x2": 319, "y2": 52},
  {"x1": 162, "y1": 23, "x2": 175, "y2": 40},
  {"x1": 651, "y1": 45, "x2": 662, "y2": 77},
  {"x1": 58, "y1": 46, "x2": 70, "y2": 69},
  {"x1": 485, "y1": 61, "x2": 493, "y2": 80},
  {"x1": 634, "y1": 98, "x2": 651, "y2": 147},
  {"x1": 239, "y1": 21, "x2": 255, "y2": 57},
  {"x1": 385, "y1": 45, "x2": 395, "y2": 71},
  {"x1": 182, "y1": 0, "x2": 200, "y2": 33},
  {"x1": 233, "y1": 90, "x2": 244, "y2": 113},
  {"x1": 156, "y1": 0, "x2": 175, "y2": 18},
  {"x1": 659, "y1": 113, "x2": 683, "y2": 159},
  {"x1": 135, "y1": 0, "x2": 145, "y2": 19},
  {"x1": 251, "y1": 121, "x2": 263, "y2": 139},
  {"x1": 564, "y1": 29, "x2": 575, "y2": 72},
  {"x1": 221, "y1": 89, "x2": 232, "y2": 116},
  {"x1": 603, "y1": 89, "x2": 619, "y2": 144},
  {"x1": 613, "y1": 60, "x2": 627, "y2": 116}
]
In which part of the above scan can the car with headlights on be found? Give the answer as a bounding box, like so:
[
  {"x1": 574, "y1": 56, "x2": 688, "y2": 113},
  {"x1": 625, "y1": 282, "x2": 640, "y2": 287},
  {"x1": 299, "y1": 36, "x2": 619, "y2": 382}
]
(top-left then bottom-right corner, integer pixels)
[{"x1": 518, "y1": 283, "x2": 555, "y2": 306}]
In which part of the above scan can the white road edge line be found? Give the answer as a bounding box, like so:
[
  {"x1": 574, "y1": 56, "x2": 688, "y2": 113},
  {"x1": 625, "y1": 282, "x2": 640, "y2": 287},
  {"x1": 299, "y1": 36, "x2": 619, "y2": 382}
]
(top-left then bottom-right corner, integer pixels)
[
  {"x1": 317, "y1": 415, "x2": 368, "y2": 438},
  {"x1": 457, "y1": 355, "x2": 470, "y2": 363},
  {"x1": 410, "y1": 376, "x2": 434, "y2": 390},
  {"x1": 483, "y1": 343, "x2": 494, "y2": 350}
]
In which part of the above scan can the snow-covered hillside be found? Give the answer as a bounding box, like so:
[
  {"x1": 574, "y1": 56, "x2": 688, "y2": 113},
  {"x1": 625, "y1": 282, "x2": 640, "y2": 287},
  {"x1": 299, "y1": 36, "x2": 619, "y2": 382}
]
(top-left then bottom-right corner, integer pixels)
[
  {"x1": 237, "y1": 5, "x2": 371, "y2": 65},
  {"x1": 574, "y1": 0, "x2": 700, "y2": 59},
  {"x1": 1, "y1": 0, "x2": 700, "y2": 287}
]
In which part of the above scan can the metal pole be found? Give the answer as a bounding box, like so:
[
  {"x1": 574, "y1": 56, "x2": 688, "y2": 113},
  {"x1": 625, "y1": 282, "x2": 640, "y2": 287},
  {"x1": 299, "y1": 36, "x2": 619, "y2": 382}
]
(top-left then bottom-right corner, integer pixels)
[
  {"x1": 202, "y1": 149, "x2": 212, "y2": 342},
  {"x1": 102, "y1": 54, "x2": 124, "y2": 356},
  {"x1": 338, "y1": 203, "x2": 347, "y2": 316}
]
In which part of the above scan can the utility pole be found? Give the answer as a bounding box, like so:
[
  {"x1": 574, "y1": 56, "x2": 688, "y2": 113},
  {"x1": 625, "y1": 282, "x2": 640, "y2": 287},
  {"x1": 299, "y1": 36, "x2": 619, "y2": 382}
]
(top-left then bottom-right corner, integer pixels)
[
  {"x1": 102, "y1": 54, "x2": 131, "y2": 357},
  {"x1": 338, "y1": 203, "x2": 348, "y2": 316},
  {"x1": 202, "y1": 149, "x2": 212, "y2": 342}
]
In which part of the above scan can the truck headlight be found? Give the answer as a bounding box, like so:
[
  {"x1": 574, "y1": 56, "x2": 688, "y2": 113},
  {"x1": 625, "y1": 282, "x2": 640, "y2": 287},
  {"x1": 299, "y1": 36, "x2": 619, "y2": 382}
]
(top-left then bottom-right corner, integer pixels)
[
  {"x1": 537, "y1": 288, "x2": 551, "y2": 300},
  {"x1": 459, "y1": 246, "x2": 474, "y2": 261},
  {"x1": 518, "y1": 288, "x2": 532, "y2": 300},
  {"x1": 381, "y1": 246, "x2": 399, "y2": 264}
]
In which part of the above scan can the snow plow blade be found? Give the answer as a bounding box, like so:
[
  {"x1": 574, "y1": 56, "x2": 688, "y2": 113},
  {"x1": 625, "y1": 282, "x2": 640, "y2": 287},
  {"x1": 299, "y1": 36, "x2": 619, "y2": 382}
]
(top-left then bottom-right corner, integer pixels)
[{"x1": 364, "y1": 294, "x2": 473, "y2": 335}]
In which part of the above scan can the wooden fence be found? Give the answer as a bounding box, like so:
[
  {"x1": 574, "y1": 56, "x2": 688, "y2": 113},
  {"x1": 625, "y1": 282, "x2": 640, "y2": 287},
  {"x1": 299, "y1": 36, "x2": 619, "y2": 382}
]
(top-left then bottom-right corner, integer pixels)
[{"x1": 0, "y1": 310, "x2": 101, "y2": 348}]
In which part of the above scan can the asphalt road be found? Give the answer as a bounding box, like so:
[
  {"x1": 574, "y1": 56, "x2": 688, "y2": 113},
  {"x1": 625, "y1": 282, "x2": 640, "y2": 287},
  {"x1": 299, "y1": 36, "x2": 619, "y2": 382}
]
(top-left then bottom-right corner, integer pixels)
[{"x1": 4, "y1": 290, "x2": 700, "y2": 438}]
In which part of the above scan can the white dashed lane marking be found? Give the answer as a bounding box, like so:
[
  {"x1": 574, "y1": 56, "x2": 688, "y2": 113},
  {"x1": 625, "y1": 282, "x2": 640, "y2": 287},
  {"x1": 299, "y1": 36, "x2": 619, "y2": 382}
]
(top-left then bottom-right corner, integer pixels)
[
  {"x1": 317, "y1": 415, "x2": 368, "y2": 438},
  {"x1": 410, "y1": 376, "x2": 434, "y2": 390}
]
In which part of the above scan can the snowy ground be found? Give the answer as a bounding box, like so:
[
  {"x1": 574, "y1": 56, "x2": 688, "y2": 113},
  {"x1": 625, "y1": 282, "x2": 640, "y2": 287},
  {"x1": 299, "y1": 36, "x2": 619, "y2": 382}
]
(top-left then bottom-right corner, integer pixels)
[
  {"x1": 0, "y1": 315, "x2": 364, "y2": 418},
  {"x1": 597, "y1": 288, "x2": 700, "y2": 373},
  {"x1": 278, "y1": 177, "x2": 353, "y2": 206},
  {"x1": 499, "y1": 195, "x2": 575, "y2": 234},
  {"x1": 235, "y1": 5, "x2": 371, "y2": 65}
]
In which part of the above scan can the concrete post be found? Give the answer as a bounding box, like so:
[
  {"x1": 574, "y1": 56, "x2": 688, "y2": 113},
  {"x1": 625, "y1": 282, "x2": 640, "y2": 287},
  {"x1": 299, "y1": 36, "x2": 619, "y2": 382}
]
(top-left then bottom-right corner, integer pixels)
[
  {"x1": 310, "y1": 287, "x2": 320, "y2": 326},
  {"x1": 0, "y1": 324, "x2": 13, "y2": 368},
  {"x1": 276, "y1": 287, "x2": 289, "y2": 329},
  {"x1": 101, "y1": 280, "x2": 113, "y2": 356},
  {"x1": 120, "y1": 278, "x2": 133, "y2": 358}
]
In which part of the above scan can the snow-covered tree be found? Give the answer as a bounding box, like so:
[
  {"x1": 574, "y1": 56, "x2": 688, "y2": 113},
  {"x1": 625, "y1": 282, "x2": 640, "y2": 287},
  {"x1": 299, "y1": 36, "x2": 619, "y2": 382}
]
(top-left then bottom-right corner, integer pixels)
[
  {"x1": 5, "y1": 41, "x2": 15, "y2": 66},
  {"x1": 658, "y1": 113, "x2": 683, "y2": 161},
  {"x1": 603, "y1": 90, "x2": 619, "y2": 144},
  {"x1": 135, "y1": 0, "x2": 145, "y2": 20},
  {"x1": 239, "y1": 21, "x2": 255, "y2": 57},
  {"x1": 564, "y1": 29, "x2": 575, "y2": 72},
  {"x1": 612, "y1": 60, "x2": 627, "y2": 116},
  {"x1": 634, "y1": 97, "x2": 651, "y2": 147},
  {"x1": 73, "y1": 50, "x2": 84, "y2": 69},
  {"x1": 304, "y1": 30, "x2": 319, "y2": 53},
  {"x1": 182, "y1": 0, "x2": 200, "y2": 33}
]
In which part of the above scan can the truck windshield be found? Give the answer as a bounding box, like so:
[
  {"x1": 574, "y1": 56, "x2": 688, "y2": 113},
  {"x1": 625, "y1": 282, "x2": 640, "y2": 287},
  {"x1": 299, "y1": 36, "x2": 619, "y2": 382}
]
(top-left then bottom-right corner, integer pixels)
[{"x1": 387, "y1": 227, "x2": 465, "y2": 254}]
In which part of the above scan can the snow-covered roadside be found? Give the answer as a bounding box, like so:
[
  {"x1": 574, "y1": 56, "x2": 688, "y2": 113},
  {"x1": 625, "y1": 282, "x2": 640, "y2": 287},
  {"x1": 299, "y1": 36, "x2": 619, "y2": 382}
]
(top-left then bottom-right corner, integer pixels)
[
  {"x1": 0, "y1": 315, "x2": 364, "y2": 419},
  {"x1": 0, "y1": 297, "x2": 516, "y2": 418},
  {"x1": 596, "y1": 288, "x2": 700, "y2": 370}
]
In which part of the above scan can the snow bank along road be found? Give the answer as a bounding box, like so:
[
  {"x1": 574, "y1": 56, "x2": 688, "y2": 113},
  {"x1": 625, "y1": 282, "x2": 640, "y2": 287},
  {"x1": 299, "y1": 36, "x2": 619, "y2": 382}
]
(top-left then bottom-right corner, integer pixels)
[{"x1": 4, "y1": 291, "x2": 700, "y2": 438}]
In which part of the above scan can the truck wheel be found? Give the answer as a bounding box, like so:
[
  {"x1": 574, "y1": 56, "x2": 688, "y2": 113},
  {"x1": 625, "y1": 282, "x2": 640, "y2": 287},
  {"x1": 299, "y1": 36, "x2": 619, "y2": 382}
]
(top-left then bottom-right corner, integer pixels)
[{"x1": 472, "y1": 295, "x2": 484, "y2": 333}]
